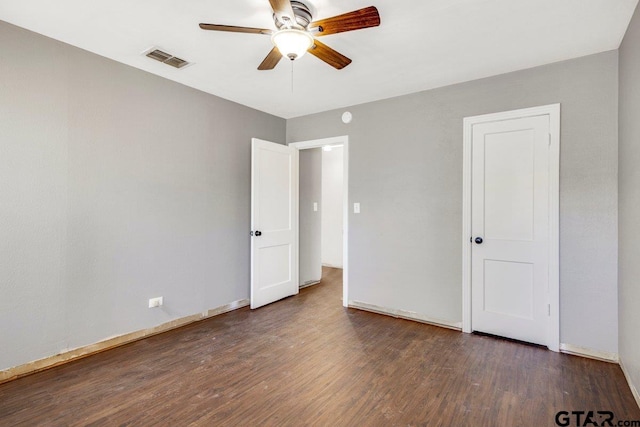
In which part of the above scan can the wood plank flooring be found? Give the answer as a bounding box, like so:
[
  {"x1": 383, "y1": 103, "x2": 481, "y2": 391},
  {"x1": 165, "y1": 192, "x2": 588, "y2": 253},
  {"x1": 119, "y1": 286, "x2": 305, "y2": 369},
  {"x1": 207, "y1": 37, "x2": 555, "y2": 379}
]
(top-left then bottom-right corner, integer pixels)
[{"x1": 1, "y1": 267, "x2": 639, "y2": 426}]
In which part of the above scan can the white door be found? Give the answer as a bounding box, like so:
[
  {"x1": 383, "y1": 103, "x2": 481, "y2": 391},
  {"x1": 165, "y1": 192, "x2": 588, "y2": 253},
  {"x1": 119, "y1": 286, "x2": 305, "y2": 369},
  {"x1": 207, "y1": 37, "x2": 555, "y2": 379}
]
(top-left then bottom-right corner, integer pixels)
[
  {"x1": 251, "y1": 138, "x2": 299, "y2": 309},
  {"x1": 470, "y1": 115, "x2": 551, "y2": 346}
]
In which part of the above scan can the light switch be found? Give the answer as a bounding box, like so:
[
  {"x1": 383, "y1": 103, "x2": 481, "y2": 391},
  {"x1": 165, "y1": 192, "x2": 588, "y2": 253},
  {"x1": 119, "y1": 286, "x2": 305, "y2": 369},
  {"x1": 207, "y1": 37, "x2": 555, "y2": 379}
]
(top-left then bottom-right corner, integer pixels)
[
  {"x1": 354, "y1": 203, "x2": 360, "y2": 214},
  {"x1": 313, "y1": 202, "x2": 318, "y2": 212}
]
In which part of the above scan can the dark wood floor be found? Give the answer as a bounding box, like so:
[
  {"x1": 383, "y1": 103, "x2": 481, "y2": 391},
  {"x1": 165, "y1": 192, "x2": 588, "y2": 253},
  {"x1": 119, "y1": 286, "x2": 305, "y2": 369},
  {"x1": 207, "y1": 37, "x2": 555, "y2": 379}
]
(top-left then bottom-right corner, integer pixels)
[{"x1": 1, "y1": 267, "x2": 639, "y2": 426}]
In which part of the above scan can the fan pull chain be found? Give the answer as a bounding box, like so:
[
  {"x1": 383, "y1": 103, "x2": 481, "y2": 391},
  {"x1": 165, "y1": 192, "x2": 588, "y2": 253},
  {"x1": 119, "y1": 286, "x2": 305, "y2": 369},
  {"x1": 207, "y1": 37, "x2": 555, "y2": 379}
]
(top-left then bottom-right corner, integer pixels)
[{"x1": 291, "y1": 60, "x2": 294, "y2": 94}]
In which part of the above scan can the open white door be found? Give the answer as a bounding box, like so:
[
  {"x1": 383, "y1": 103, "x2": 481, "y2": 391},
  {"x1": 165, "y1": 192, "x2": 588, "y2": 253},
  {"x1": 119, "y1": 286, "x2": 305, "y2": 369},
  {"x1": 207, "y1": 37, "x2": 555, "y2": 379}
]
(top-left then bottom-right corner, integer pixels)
[{"x1": 251, "y1": 138, "x2": 299, "y2": 309}]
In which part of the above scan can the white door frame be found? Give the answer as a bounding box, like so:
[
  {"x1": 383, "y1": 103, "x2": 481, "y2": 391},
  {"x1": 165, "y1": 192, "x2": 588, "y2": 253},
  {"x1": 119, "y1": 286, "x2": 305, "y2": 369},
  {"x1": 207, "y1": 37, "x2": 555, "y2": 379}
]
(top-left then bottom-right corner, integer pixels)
[
  {"x1": 461, "y1": 104, "x2": 560, "y2": 352},
  {"x1": 289, "y1": 136, "x2": 349, "y2": 307}
]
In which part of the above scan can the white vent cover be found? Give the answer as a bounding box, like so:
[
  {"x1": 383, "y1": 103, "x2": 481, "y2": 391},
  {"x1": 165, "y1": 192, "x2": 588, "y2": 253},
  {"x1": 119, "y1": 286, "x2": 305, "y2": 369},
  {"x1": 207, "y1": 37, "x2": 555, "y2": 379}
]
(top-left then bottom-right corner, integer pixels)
[{"x1": 144, "y1": 48, "x2": 191, "y2": 69}]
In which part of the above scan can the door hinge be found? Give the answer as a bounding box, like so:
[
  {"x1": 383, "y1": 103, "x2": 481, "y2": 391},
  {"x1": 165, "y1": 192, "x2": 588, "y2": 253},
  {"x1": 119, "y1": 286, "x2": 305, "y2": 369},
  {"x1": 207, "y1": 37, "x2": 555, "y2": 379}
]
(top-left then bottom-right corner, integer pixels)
[
  {"x1": 548, "y1": 133, "x2": 552, "y2": 147},
  {"x1": 548, "y1": 303, "x2": 551, "y2": 316}
]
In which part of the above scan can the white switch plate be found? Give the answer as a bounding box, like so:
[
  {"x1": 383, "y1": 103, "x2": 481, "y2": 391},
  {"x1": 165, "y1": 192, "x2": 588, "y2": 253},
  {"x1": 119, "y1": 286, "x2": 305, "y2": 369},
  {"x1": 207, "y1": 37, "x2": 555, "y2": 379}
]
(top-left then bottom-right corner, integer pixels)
[
  {"x1": 313, "y1": 202, "x2": 318, "y2": 212},
  {"x1": 354, "y1": 203, "x2": 360, "y2": 214},
  {"x1": 148, "y1": 296, "x2": 163, "y2": 308}
]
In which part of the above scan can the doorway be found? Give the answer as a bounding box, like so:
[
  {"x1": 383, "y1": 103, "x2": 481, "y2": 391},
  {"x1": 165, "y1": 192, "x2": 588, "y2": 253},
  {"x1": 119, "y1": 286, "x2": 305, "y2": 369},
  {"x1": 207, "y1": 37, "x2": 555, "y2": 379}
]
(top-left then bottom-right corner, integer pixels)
[
  {"x1": 462, "y1": 104, "x2": 560, "y2": 351},
  {"x1": 290, "y1": 136, "x2": 349, "y2": 307}
]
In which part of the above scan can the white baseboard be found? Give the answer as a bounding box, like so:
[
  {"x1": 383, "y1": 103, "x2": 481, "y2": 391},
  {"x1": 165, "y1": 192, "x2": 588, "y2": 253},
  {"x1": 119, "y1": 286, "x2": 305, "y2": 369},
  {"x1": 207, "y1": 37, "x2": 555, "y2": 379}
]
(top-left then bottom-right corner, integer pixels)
[
  {"x1": 0, "y1": 299, "x2": 249, "y2": 385},
  {"x1": 620, "y1": 357, "x2": 640, "y2": 409},
  {"x1": 322, "y1": 263, "x2": 343, "y2": 269},
  {"x1": 348, "y1": 301, "x2": 462, "y2": 331},
  {"x1": 559, "y1": 343, "x2": 619, "y2": 363},
  {"x1": 299, "y1": 280, "x2": 321, "y2": 289}
]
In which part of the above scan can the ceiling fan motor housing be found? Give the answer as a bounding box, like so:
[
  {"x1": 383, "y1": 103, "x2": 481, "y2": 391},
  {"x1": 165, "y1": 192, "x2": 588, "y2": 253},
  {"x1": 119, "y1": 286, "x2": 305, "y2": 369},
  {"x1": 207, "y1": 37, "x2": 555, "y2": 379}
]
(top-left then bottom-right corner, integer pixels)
[{"x1": 274, "y1": 1, "x2": 313, "y2": 29}]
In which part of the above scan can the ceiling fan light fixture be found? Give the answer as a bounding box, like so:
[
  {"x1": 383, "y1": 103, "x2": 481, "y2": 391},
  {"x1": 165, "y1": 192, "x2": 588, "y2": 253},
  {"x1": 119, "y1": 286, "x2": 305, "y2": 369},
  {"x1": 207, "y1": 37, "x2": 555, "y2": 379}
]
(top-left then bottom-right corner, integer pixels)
[{"x1": 271, "y1": 29, "x2": 314, "y2": 60}]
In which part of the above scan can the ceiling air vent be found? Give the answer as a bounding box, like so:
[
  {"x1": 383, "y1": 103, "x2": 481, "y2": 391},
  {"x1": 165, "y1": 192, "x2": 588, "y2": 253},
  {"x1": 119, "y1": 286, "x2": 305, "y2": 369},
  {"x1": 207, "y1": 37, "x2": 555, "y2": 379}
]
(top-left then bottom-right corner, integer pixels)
[{"x1": 144, "y1": 48, "x2": 191, "y2": 69}]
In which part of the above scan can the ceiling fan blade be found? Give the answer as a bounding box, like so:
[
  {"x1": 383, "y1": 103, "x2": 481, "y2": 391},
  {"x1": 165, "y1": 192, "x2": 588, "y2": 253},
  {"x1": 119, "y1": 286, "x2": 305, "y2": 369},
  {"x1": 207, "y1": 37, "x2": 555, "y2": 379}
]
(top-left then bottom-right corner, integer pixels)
[
  {"x1": 199, "y1": 23, "x2": 273, "y2": 35},
  {"x1": 258, "y1": 47, "x2": 283, "y2": 70},
  {"x1": 309, "y1": 6, "x2": 380, "y2": 36},
  {"x1": 307, "y1": 39, "x2": 352, "y2": 70},
  {"x1": 268, "y1": 0, "x2": 297, "y2": 26}
]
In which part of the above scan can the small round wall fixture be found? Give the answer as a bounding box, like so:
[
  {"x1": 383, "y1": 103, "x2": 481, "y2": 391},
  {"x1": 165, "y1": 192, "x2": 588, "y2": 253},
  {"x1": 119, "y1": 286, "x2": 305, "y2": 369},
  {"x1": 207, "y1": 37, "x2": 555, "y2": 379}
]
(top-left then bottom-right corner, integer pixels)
[{"x1": 342, "y1": 111, "x2": 352, "y2": 124}]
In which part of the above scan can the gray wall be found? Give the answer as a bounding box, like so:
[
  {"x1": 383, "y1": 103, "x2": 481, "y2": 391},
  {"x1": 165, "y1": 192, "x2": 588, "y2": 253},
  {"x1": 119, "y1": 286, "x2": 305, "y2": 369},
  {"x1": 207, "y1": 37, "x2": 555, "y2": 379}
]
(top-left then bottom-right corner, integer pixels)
[
  {"x1": 0, "y1": 20, "x2": 285, "y2": 370},
  {"x1": 287, "y1": 51, "x2": 619, "y2": 353},
  {"x1": 299, "y1": 148, "x2": 322, "y2": 285},
  {"x1": 619, "y1": 3, "x2": 640, "y2": 400}
]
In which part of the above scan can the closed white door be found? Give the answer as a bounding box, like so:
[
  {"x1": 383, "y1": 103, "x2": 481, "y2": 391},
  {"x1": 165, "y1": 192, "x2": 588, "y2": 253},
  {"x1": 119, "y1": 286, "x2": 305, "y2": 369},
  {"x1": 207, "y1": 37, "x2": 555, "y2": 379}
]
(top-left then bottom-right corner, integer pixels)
[
  {"x1": 251, "y1": 138, "x2": 299, "y2": 309},
  {"x1": 471, "y1": 115, "x2": 551, "y2": 346}
]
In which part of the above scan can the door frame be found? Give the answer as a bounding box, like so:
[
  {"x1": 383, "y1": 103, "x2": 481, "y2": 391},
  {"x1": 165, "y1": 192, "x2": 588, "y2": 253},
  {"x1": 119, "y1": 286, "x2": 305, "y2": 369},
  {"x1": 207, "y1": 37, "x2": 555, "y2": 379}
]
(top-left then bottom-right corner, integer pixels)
[
  {"x1": 289, "y1": 136, "x2": 349, "y2": 307},
  {"x1": 461, "y1": 104, "x2": 560, "y2": 352}
]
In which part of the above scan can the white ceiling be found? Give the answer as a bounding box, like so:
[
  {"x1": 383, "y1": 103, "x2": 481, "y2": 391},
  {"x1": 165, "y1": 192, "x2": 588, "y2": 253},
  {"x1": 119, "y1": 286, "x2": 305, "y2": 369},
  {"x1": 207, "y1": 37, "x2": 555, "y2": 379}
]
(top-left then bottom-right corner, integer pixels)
[{"x1": 1, "y1": 0, "x2": 637, "y2": 118}]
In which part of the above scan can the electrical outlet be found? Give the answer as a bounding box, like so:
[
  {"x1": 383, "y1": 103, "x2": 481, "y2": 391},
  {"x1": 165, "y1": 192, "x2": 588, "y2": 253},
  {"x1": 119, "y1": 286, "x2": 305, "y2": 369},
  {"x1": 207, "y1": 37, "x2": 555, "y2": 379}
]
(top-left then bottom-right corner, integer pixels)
[{"x1": 148, "y1": 296, "x2": 163, "y2": 308}]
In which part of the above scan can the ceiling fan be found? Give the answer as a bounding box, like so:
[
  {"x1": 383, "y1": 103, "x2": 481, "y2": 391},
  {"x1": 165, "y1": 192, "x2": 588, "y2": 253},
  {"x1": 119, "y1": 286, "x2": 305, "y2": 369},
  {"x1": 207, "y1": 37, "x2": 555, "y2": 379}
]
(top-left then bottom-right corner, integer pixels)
[{"x1": 199, "y1": 0, "x2": 380, "y2": 70}]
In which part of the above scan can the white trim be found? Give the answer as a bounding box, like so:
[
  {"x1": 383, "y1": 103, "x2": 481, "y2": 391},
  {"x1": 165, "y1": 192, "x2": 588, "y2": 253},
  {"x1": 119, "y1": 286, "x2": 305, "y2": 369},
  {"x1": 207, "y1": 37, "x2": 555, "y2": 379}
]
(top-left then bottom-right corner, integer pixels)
[
  {"x1": 462, "y1": 116, "x2": 473, "y2": 333},
  {"x1": 0, "y1": 299, "x2": 249, "y2": 384},
  {"x1": 290, "y1": 136, "x2": 349, "y2": 307},
  {"x1": 620, "y1": 357, "x2": 640, "y2": 409},
  {"x1": 299, "y1": 280, "x2": 321, "y2": 289},
  {"x1": 321, "y1": 263, "x2": 342, "y2": 269},
  {"x1": 559, "y1": 343, "x2": 619, "y2": 364},
  {"x1": 349, "y1": 301, "x2": 462, "y2": 331},
  {"x1": 462, "y1": 103, "x2": 561, "y2": 352},
  {"x1": 547, "y1": 105, "x2": 561, "y2": 352},
  {"x1": 291, "y1": 136, "x2": 346, "y2": 150}
]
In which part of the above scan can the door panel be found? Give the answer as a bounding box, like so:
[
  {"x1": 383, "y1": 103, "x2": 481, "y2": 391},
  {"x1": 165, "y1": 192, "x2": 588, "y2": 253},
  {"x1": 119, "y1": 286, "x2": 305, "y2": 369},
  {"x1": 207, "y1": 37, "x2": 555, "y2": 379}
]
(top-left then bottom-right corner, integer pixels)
[
  {"x1": 483, "y1": 130, "x2": 535, "y2": 241},
  {"x1": 483, "y1": 260, "x2": 534, "y2": 319},
  {"x1": 258, "y1": 149, "x2": 293, "y2": 231},
  {"x1": 471, "y1": 115, "x2": 549, "y2": 345},
  {"x1": 258, "y1": 244, "x2": 291, "y2": 287},
  {"x1": 251, "y1": 138, "x2": 298, "y2": 309}
]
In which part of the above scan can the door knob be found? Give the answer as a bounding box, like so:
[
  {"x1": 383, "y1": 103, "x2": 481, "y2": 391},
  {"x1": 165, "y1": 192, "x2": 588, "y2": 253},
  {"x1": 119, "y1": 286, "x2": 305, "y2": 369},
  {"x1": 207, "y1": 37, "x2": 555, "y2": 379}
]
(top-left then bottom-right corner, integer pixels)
[
  {"x1": 475, "y1": 237, "x2": 483, "y2": 244},
  {"x1": 255, "y1": 231, "x2": 262, "y2": 236}
]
